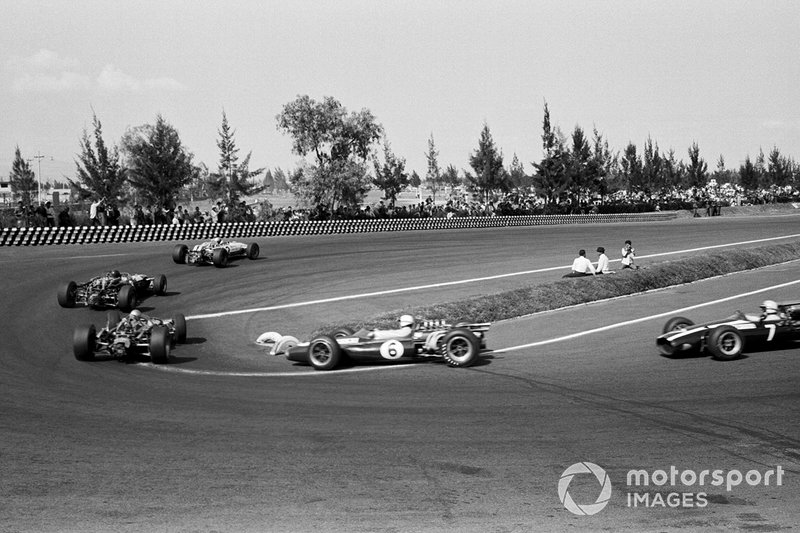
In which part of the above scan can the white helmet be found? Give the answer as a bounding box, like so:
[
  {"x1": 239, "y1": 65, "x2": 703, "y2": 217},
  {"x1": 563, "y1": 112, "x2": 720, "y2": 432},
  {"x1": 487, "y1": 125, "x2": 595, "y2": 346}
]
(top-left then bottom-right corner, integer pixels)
[
  {"x1": 761, "y1": 300, "x2": 778, "y2": 314},
  {"x1": 212, "y1": 237, "x2": 222, "y2": 245},
  {"x1": 399, "y1": 314, "x2": 414, "y2": 328},
  {"x1": 129, "y1": 309, "x2": 142, "y2": 318}
]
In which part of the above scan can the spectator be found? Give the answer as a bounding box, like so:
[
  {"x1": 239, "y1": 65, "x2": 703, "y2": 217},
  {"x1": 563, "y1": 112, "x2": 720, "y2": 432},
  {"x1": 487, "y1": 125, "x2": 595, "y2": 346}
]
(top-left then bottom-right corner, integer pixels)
[
  {"x1": 563, "y1": 249, "x2": 596, "y2": 277},
  {"x1": 89, "y1": 198, "x2": 104, "y2": 226},
  {"x1": 621, "y1": 240, "x2": 639, "y2": 270},
  {"x1": 596, "y1": 247, "x2": 612, "y2": 274},
  {"x1": 15, "y1": 201, "x2": 27, "y2": 228},
  {"x1": 45, "y1": 201, "x2": 56, "y2": 227},
  {"x1": 58, "y1": 206, "x2": 73, "y2": 227}
]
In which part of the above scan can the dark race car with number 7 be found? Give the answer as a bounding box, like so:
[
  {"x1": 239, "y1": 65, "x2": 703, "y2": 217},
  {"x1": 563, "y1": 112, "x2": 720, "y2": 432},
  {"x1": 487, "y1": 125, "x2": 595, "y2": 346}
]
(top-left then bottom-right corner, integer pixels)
[
  {"x1": 57, "y1": 270, "x2": 168, "y2": 311},
  {"x1": 73, "y1": 309, "x2": 187, "y2": 364},
  {"x1": 172, "y1": 237, "x2": 260, "y2": 268},
  {"x1": 258, "y1": 317, "x2": 490, "y2": 371},
  {"x1": 656, "y1": 300, "x2": 800, "y2": 360}
]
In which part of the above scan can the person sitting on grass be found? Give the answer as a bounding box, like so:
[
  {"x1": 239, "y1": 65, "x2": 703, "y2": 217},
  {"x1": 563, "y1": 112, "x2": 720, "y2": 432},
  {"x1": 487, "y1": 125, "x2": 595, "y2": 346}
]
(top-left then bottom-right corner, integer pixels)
[{"x1": 563, "y1": 249, "x2": 596, "y2": 278}]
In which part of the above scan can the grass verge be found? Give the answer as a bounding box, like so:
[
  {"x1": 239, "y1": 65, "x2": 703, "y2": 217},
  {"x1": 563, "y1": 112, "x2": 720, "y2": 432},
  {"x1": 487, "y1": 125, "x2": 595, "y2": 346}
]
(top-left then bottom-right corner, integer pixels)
[{"x1": 316, "y1": 241, "x2": 800, "y2": 335}]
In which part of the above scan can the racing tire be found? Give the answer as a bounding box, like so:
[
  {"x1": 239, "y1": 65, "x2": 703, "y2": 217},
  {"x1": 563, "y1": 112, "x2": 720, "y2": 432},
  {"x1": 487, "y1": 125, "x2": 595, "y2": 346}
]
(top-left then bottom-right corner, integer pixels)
[
  {"x1": 172, "y1": 244, "x2": 188, "y2": 264},
  {"x1": 117, "y1": 285, "x2": 136, "y2": 312},
  {"x1": 274, "y1": 335, "x2": 299, "y2": 355},
  {"x1": 153, "y1": 274, "x2": 168, "y2": 295},
  {"x1": 172, "y1": 313, "x2": 187, "y2": 343},
  {"x1": 150, "y1": 326, "x2": 171, "y2": 364},
  {"x1": 246, "y1": 242, "x2": 260, "y2": 260},
  {"x1": 331, "y1": 327, "x2": 355, "y2": 338},
  {"x1": 441, "y1": 328, "x2": 481, "y2": 367},
  {"x1": 308, "y1": 335, "x2": 342, "y2": 371},
  {"x1": 57, "y1": 281, "x2": 77, "y2": 308},
  {"x1": 659, "y1": 316, "x2": 699, "y2": 356},
  {"x1": 662, "y1": 316, "x2": 694, "y2": 334},
  {"x1": 707, "y1": 325, "x2": 745, "y2": 361},
  {"x1": 106, "y1": 310, "x2": 122, "y2": 328},
  {"x1": 73, "y1": 325, "x2": 96, "y2": 361},
  {"x1": 212, "y1": 248, "x2": 229, "y2": 268}
]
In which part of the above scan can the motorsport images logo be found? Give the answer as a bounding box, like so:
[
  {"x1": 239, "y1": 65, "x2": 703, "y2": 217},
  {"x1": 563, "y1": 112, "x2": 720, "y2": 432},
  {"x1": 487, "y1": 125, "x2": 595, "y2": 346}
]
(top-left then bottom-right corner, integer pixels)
[{"x1": 558, "y1": 462, "x2": 612, "y2": 516}]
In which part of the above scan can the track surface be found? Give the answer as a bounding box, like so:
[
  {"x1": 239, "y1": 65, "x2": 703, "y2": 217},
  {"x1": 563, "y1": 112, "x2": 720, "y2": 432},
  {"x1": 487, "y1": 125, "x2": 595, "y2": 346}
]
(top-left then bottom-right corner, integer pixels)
[{"x1": 1, "y1": 215, "x2": 799, "y2": 532}]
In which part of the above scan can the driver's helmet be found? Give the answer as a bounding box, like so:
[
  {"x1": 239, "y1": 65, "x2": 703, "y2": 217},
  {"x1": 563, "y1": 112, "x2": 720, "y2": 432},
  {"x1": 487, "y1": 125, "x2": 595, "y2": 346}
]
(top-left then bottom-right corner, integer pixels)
[
  {"x1": 761, "y1": 300, "x2": 779, "y2": 315},
  {"x1": 129, "y1": 309, "x2": 143, "y2": 320},
  {"x1": 110, "y1": 270, "x2": 121, "y2": 279},
  {"x1": 399, "y1": 314, "x2": 415, "y2": 329},
  {"x1": 211, "y1": 237, "x2": 222, "y2": 245}
]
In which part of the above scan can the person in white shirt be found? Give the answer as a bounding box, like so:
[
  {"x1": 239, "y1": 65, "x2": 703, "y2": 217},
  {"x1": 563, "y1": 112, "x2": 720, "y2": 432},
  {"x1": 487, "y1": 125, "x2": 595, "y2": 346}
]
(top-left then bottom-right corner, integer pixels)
[
  {"x1": 596, "y1": 246, "x2": 612, "y2": 274},
  {"x1": 621, "y1": 240, "x2": 638, "y2": 269},
  {"x1": 563, "y1": 249, "x2": 596, "y2": 277}
]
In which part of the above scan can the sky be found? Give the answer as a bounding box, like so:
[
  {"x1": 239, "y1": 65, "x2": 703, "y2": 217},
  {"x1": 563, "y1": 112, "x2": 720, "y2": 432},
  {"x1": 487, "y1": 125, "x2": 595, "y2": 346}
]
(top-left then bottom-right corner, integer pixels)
[{"x1": 1, "y1": 0, "x2": 798, "y2": 185}]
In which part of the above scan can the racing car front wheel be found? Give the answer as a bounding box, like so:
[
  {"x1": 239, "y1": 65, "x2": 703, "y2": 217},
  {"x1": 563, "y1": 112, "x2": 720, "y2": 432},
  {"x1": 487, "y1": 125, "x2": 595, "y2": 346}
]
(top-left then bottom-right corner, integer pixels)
[
  {"x1": 308, "y1": 335, "x2": 342, "y2": 371},
  {"x1": 663, "y1": 316, "x2": 694, "y2": 334},
  {"x1": 150, "y1": 326, "x2": 171, "y2": 364},
  {"x1": 441, "y1": 328, "x2": 481, "y2": 367},
  {"x1": 213, "y1": 248, "x2": 229, "y2": 268},
  {"x1": 73, "y1": 325, "x2": 97, "y2": 361},
  {"x1": 172, "y1": 244, "x2": 189, "y2": 264},
  {"x1": 246, "y1": 242, "x2": 260, "y2": 260},
  {"x1": 707, "y1": 326, "x2": 744, "y2": 361},
  {"x1": 57, "y1": 281, "x2": 77, "y2": 308}
]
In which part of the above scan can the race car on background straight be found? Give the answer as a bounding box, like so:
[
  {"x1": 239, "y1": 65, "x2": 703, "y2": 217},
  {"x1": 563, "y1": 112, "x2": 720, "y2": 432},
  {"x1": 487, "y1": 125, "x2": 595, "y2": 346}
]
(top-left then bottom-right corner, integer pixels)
[
  {"x1": 57, "y1": 270, "x2": 168, "y2": 311},
  {"x1": 73, "y1": 309, "x2": 187, "y2": 364},
  {"x1": 656, "y1": 300, "x2": 800, "y2": 360},
  {"x1": 172, "y1": 237, "x2": 260, "y2": 268},
  {"x1": 258, "y1": 316, "x2": 491, "y2": 370}
]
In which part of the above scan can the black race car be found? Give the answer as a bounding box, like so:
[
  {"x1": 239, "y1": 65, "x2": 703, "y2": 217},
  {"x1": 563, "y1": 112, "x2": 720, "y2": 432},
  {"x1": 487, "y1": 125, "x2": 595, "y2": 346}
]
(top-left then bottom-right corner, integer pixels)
[
  {"x1": 58, "y1": 271, "x2": 168, "y2": 311},
  {"x1": 73, "y1": 309, "x2": 187, "y2": 364}
]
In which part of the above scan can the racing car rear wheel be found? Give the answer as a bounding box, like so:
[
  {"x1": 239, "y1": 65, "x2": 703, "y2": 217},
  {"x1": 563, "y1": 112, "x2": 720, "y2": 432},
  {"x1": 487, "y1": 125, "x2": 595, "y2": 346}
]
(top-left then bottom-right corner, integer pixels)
[
  {"x1": 153, "y1": 274, "x2": 168, "y2": 295},
  {"x1": 117, "y1": 285, "x2": 136, "y2": 312},
  {"x1": 308, "y1": 335, "x2": 342, "y2": 371},
  {"x1": 150, "y1": 326, "x2": 171, "y2": 364},
  {"x1": 57, "y1": 281, "x2": 77, "y2": 308},
  {"x1": 331, "y1": 327, "x2": 355, "y2": 338},
  {"x1": 707, "y1": 326, "x2": 744, "y2": 361},
  {"x1": 213, "y1": 248, "x2": 229, "y2": 268},
  {"x1": 107, "y1": 310, "x2": 122, "y2": 328},
  {"x1": 73, "y1": 325, "x2": 97, "y2": 361},
  {"x1": 441, "y1": 328, "x2": 481, "y2": 367},
  {"x1": 246, "y1": 242, "x2": 260, "y2": 260},
  {"x1": 172, "y1": 244, "x2": 188, "y2": 264},
  {"x1": 172, "y1": 313, "x2": 187, "y2": 343}
]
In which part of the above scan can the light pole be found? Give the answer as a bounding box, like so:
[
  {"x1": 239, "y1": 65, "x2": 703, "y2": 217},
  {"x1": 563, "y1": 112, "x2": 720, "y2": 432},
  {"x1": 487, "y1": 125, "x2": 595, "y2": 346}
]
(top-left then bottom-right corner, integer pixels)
[{"x1": 32, "y1": 151, "x2": 47, "y2": 205}]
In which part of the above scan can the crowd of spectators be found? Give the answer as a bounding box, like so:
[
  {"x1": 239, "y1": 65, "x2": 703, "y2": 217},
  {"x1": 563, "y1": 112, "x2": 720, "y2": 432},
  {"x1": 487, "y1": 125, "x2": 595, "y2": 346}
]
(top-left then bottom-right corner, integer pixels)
[{"x1": 2, "y1": 182, "x2": 798, "y2": 228}]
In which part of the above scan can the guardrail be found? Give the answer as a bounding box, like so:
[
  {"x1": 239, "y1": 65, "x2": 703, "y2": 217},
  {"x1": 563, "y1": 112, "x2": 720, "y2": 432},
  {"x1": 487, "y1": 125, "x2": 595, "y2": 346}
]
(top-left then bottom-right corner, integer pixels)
[{"x1": 0, "y1": 212, "x2": 677, "y2": 246}]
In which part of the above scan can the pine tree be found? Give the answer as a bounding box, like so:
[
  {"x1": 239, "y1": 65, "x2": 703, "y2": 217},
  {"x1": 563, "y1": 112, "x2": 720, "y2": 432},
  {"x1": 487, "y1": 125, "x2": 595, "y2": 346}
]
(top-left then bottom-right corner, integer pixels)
[
  {"x1": 533, "y1": 103, "x2": 569, "y2": 206},
  {"x1": 467, "y1": 123, "x2": 509, "y2": 201},
  {"x1": 71, "y1": 113, "x2": 126, "y2": 202},
  {"x1": 207, "y1": 111, "x2": 264, "y2": 205},
  {"x1": 9, "y1": 146, "x2": 36, "y2": 206},
  {"x1": 372, "y1": 138, "x2": 409, "y2": 204},
  {"x1": 425, "y1": 133, "x2": 442, "y2": 201}
]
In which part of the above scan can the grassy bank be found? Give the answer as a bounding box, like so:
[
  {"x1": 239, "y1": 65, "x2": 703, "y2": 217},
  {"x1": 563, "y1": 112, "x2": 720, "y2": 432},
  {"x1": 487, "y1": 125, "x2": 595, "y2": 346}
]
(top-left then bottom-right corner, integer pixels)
[{"x1": 318, "y1": 241, "x2": 800, "y2": 334}]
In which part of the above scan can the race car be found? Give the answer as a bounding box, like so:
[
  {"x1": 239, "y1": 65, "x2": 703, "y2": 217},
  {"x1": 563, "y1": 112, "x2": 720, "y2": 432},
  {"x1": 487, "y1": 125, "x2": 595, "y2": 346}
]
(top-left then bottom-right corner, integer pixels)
[
  {"x1": 172, "y1": 237, "x2": 260, "y2": 268},
  {"x1": 656, "y1": 300, "x2": 800, "y2": 360},
  {"x1": 57, "y1": 270, "x2": 168, "y2": 311},
  {"x1": 73, "y1": 309, "x2": 187, "y2": 364},
  {"x1": 257, "y1": 317, "x2": 491, "y2": 370}
]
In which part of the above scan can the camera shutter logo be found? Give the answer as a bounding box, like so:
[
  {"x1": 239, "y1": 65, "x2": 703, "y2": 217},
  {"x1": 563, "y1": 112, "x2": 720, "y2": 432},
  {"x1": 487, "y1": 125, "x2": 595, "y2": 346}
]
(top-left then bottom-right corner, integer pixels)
[{"x1": 558, "y1": 462, "x2": 612, "y2": 516}]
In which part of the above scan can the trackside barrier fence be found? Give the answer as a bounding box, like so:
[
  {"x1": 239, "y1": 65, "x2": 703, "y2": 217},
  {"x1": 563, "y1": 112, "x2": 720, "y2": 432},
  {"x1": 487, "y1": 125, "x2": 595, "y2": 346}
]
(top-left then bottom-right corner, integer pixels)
[{"x1": 0, "y1": 213, "x2": 677, "y2": 246}]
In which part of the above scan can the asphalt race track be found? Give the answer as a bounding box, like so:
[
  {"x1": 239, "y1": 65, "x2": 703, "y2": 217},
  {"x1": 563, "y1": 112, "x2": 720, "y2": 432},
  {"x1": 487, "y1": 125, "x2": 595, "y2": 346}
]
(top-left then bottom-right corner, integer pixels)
[{"x1": 1, "y1": 215, "x2": 799, "y2": 532}]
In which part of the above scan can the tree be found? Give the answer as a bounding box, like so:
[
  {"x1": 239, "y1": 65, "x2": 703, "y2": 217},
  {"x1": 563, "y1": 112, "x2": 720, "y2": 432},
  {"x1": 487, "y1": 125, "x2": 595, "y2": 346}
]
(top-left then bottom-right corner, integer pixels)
[
  {"x1": 739, "y1": 156, "x2": 759, "y2": 192},
  {"x1": 262, "y1": 169, "x2": 275, "y2": 193},
  {"x1": 121, "y1": 114, "x2": 199, "y2": 209},
  {"x1": 206, "y1": 111, "x2": 264, "y2": 205},
  {"x1": 409, "y1": 170, "x2": 422, "y2": 188},
  {"x1": 532, "y1": 102, "x2": 569, "y2": 206},
  {"x1": 566, "y1": 125, "x2": 593, "y2": 204},
  {"x1": 272, "y1": 167, "x2": 289, "y2": 192},
  {"x1": 619, "y1": 143, "x2": 643, "y2": 192},
  {"x1": 9, "y1": 146, "x2": 36, "y2": 205},
  {"x1": 71, "y1": 113, "x2": 126, "y2": 202},
  {"x1": 767, "y1": 146, "x2": 791, "y2": 187},
  {"x1": 424, "y1": 133, "x2": 443, "y2": 201},
  {"x1": 441, "y1": 164, "x2": 461, "y2": 188},
  {"x1": 372, "y1": 138, "x2": 409, "y2": 204},
  {"x1": 641, "y1": 136, "x2": 662, "y2": 192},
  {"x1": 590, "y1": 127, "x2": 615, "y2": 199},
  {"x1": 508, "y1": 154, "x2": 527, "y2": 192},
  {"x1": 685, "y1": 142, "x2": 708, "y2": 188},
  {"x1": 466, "y1": 123, "x2": 509, "y2": 201},
  {"x1": 276, "y1": 95, "x2": 383, "y2": 210}
]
